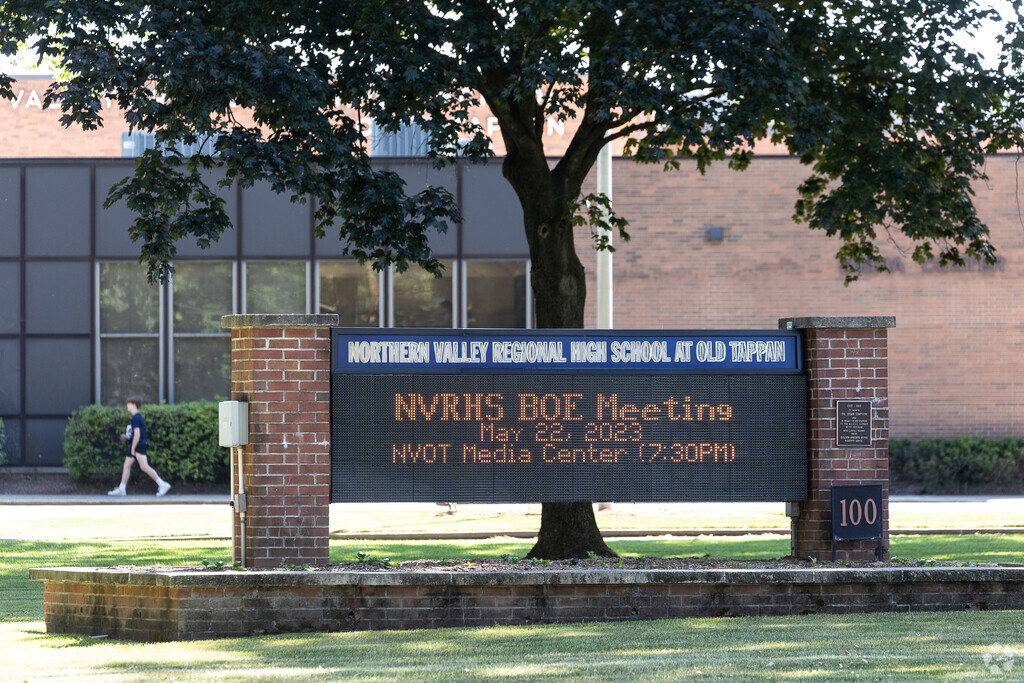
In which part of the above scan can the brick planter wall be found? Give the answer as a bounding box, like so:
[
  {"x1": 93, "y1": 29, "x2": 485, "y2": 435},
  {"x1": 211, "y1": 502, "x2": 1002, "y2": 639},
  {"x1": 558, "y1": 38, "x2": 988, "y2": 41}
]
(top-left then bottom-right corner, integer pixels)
[
  {"x1": 31, "y1": 566, "x2": 1024, "y2": 641},
  {"x1": 36, "y1": 311, "x2": 1016, "y2": 644},
  {"x1": 780, "y1": 317, "x2": 895, "y2": 562},
  {"x1": 221, "y1": 314, "x2": 338, "y2": 569}
]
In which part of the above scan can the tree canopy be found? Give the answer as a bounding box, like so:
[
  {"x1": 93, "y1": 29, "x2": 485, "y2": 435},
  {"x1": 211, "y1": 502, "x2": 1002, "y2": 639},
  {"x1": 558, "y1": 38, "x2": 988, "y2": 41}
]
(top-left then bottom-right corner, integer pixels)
[
  {"x1": 3, "y1": 0, "x2": 1022, "y2": 557},
  {"x1": 2, "y1": 1, "x2": 1021, "y2": 281}
]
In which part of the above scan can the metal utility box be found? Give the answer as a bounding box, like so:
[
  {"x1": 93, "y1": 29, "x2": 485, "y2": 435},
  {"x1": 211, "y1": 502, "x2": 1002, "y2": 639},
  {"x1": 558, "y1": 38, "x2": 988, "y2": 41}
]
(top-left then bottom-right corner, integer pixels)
[{"x1": 218, "y1": 401, "x2": 249, "y2": 447}]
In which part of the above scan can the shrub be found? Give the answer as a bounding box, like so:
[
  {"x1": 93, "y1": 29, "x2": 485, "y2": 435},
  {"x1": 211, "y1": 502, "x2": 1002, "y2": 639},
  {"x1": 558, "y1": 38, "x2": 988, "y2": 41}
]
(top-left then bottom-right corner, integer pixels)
[
  {"x1": 889, "y1": 437, "x2": 1024, "y2": 493},
  {"x1": 63, "y1": 405, "x2": 122, "y2": 481},
  {"x1": 63, "y1": 402, "x2": 227, "y2": 484}
]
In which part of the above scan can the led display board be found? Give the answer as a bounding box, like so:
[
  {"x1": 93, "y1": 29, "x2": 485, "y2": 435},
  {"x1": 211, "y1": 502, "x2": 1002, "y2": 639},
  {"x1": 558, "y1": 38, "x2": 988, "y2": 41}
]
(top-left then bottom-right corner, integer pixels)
[{"x1": 330, "y1": 329, "x2": 807, "y2": 503}]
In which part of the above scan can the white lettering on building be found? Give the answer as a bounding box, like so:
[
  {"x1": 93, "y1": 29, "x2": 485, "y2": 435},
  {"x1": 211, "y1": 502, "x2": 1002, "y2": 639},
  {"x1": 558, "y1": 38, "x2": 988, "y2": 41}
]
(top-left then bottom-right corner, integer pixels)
[{"x1": 8, "y1": 88, "x2": 114, "y2": 111}]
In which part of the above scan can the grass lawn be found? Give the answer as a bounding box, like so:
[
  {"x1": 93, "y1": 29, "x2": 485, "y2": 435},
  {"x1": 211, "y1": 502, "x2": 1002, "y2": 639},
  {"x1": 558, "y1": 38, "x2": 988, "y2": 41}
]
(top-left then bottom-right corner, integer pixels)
[
  {"x1": 2, "y1": 533, "x2": 1023, "y2": 680},
  {"x1": 2, "y1": 503, "x2": 1022, "y2": 680},
  {"x1": 3, "y1": 607, "x2": 1022, "y2": 681}
]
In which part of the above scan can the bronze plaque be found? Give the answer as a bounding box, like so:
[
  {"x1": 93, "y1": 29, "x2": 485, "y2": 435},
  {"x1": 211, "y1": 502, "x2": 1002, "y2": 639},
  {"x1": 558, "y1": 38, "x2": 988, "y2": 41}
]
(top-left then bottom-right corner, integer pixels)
[{"x1": 836, "y1": 400, "x2": 872, "y2": 448}]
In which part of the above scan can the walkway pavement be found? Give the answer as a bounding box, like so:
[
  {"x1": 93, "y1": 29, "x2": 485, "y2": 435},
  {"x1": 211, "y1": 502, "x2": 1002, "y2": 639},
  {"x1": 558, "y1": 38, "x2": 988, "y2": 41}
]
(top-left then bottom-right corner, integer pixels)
[
  {"x1": 0, "y1": 493, "x2": 229, "y2": 505},
  {"x1": 1, "y1": 493, "x2": 1021, "y2": 505}
]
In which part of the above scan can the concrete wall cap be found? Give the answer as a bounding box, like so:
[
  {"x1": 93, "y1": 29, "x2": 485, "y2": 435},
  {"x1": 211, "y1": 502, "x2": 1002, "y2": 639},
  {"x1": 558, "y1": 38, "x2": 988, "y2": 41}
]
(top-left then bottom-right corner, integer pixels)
[
  {"x1": 221, "y1": 314, "x2": 339, "y2": 329},
  {"x1": 30, "y1": 565, "x2": 1024, "y2": 588},
  {"x1": 778, "y1": 316, "x2": 896, "y2": 330}
]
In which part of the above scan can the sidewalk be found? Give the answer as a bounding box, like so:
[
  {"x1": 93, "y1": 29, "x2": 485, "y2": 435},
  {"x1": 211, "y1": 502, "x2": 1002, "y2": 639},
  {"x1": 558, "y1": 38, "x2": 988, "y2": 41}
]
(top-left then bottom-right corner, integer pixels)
[
  {"x1": 1, "y1": 493, "x2": 1020, "y2": 505},
  {"x1": 0, "y1": 493, "x2": 229, "y2": 505}
]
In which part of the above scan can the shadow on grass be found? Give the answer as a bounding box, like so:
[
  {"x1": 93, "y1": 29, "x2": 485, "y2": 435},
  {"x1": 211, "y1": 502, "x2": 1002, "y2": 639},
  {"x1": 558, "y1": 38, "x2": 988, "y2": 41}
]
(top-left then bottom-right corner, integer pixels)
[
  {"x1": 34, "y1": 611, "x2": 1021, "y2": 681},
  {"x1": 20, "y1": 629, "x2": 117, "y2": 648}
]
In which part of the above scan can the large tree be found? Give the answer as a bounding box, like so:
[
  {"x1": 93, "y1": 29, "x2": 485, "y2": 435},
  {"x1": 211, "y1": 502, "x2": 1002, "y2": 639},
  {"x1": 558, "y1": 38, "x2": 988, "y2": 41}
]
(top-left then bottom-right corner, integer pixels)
[{"x1": 3, "y1": 1, "x2": 1022, "y2": 558}]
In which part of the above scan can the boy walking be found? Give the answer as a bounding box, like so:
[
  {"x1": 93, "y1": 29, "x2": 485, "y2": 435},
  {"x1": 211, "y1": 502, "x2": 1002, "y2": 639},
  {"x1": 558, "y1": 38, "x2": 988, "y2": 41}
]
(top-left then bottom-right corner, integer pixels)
[{"x1": 108, "y1": 396, "x2": 171, "y2": 497}]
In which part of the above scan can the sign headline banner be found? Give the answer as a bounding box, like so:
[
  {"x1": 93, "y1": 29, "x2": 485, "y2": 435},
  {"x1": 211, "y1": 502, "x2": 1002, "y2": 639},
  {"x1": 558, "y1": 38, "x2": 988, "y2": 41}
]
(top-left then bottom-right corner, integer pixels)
[{"x1": 334, "y1": 329, "x2": 802, "y2": 374}]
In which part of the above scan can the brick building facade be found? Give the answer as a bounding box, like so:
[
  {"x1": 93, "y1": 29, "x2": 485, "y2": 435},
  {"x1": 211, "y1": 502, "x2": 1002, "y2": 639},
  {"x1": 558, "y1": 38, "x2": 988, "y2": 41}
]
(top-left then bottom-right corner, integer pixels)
[
  {"x1": 578, "y1": 155, "x2": 1024, "y2": 439},
  {"x1": 2, "y1": 76, "x2": 1022, "y2": 466}
]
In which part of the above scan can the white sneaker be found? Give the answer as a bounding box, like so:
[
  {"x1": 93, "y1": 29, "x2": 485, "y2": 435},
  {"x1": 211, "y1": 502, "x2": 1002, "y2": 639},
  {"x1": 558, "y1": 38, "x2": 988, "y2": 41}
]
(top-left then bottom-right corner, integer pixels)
[
  {"x1": 107, "y1": 487, "x2": 126, "y2": 496},
  {"x1": 156, "y1": 481, "x2": 171, "y2": 497}
]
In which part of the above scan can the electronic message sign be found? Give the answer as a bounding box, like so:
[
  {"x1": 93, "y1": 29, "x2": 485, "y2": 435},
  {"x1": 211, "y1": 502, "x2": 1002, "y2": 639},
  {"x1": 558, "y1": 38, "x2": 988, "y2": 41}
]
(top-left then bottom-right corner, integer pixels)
[{"x1": 330, "y1": 329, "x2": 807, "y2": 503}]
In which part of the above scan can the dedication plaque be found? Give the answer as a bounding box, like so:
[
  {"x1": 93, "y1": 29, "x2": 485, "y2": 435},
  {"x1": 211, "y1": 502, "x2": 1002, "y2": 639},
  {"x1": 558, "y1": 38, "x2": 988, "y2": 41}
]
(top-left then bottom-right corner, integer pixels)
[{"x1": 836, "y1": 400, "x2": 872, "y2": 448}]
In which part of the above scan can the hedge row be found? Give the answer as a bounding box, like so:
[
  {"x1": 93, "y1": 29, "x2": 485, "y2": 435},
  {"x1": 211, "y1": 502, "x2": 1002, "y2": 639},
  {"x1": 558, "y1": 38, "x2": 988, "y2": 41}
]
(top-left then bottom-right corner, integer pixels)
[
  {"x1": 63, "y1": 402, "x2": 228, "y2": 484},
  {"x1": 889, "y1": 437, "x2": 1024, "y2": 493}
]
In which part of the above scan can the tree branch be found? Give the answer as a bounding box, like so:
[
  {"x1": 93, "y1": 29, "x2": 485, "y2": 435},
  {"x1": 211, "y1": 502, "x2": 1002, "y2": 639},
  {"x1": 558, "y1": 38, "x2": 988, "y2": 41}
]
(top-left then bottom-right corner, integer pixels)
[{"x1": 605, "y1": 119, "x2": 657, "y2": 143}]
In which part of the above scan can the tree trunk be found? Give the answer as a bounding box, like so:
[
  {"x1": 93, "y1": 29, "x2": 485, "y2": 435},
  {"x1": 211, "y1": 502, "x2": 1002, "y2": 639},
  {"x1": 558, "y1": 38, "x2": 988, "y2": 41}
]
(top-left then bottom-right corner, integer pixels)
[
  {"x1": 529, "y1": 502, "x2": 616, "y2": 560},
  {"x1": 503, "y1": 156, "x2": 617, "y2": 559}
]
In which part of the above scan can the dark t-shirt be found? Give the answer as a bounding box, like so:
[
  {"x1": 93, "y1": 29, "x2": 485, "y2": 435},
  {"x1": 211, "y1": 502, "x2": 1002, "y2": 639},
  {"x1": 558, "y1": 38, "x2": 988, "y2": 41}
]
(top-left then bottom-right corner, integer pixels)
[{"x1": 130, "y1": 412, "x2": 149, "y2": 452}]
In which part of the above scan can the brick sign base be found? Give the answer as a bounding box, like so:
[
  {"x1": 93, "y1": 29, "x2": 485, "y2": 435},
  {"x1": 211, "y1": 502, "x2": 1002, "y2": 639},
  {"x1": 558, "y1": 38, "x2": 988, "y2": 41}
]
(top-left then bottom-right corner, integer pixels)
[
  {"x1": 31, "y1": 567, "x2": 1024, "y2": 641},
  {"x1": 30, "y1": 314, "x2": 915, "y2": 642}
]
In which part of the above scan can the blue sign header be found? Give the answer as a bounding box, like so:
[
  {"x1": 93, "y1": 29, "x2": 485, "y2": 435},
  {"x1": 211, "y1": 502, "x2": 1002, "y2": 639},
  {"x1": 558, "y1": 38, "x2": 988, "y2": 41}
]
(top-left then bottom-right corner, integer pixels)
[{"x1": 332, "y1": 329, "x2": 802, "y2": 374}]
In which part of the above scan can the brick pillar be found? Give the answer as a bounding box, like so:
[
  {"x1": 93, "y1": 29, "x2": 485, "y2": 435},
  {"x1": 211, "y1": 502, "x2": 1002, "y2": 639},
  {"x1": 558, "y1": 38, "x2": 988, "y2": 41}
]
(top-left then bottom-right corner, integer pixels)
[
  {"x1": 779, "y1": 316, "x2": 895, "y2": 562},
  {"x1": 221, "y1": 314, "x2": 338, "y2": 569}
]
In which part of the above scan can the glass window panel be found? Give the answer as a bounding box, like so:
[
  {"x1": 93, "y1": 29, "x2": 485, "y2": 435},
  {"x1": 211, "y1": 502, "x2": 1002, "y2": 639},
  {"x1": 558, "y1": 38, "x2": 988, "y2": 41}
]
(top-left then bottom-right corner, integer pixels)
[
  {"x1": 467, "y1": 261, "x2": 528, "y2": 328},
  {"x1": 319, "y1": 261, "x2": 379, "y2": 326},
  {"x1": 240, "y1": 181, "x2": 310, "y2": 256},
  {"x1": 25, "y1": 419, "x2": 69, "y2": 467},
  {"x1": 174, "y1": 337, "x2": 230, "y2": 403},
  {"x1": 100, "y1": 338, "x2": 159, "y2": 406},
  {"x1": 0, "y1": 263, "x2": 20, "y2": 335},
  {"x1": 0, "y1": 339, "x2": 20, "y2": 413},
  {"x1": 1, "y1": 418, "x2": 22, "y2": 466},
  {"x1": 28, "y1": 262, "x2": 92, "y2": 334},
  {"x1": 100, "y1": 263, "x2": 159, "y2": 334},
  {"x1": 246, "y1": 262, "x2": 306, "y2": 314},
  {"x1": 392, "y1": 262, "x2": 453, "y2": 328},
  {"x1": 25, "y1": 167, "x2": 90, "y2": 257},
  {"x1": 26, "y1": 338, "x2": 91, "y2": 414},
  {"x1": 0, "y1": 167, "x2": 20, "y2": 258},
  {"x1": 174, "y1": 263, "x2": 233, "y2": 333}
]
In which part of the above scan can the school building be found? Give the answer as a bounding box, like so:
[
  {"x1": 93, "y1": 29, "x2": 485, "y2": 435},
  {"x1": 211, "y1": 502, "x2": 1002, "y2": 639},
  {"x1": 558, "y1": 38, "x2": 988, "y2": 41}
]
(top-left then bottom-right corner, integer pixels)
[{"x1": 1, "y1": 76, "x2": 1022, "y2": 467}]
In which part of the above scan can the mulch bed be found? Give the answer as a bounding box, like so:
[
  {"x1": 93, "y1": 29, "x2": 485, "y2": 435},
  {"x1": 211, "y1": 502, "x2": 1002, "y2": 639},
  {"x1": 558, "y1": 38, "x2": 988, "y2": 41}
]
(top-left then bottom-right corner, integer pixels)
[{"x1": 108, "y1": 555, "x2": 999, "y2": 573}]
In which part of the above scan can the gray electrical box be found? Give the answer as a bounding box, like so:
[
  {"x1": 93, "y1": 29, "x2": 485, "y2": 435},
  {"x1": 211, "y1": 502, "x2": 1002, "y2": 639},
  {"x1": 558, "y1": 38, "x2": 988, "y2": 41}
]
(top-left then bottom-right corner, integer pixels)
[{"x1": 218, "y1": 401, "x2": 249, "y2": 447}]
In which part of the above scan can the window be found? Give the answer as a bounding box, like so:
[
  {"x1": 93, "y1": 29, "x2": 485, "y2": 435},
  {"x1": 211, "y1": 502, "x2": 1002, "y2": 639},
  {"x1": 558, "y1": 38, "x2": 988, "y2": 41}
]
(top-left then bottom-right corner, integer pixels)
[
  {"x1": 171, "y1": 263, "x2": 233, "y2": 403},
  {"x1": 319, "y1": 261, "x2": 380, "y2": 326},
  {"x1": 245, "y1": 261, "x2": 308, "y2": 314},
  {"x1": 465, "y1": 261, "x2": 529, "y2": 328},
  {"x1": 96, "y1": 256, "x2": 531, "y2": 407},
  {"x1": 392, "y1": 262, "x2": 455, "y2": 328},
  {"x1": 98, "y1": 263, "x2": 160, "y2": 405}
]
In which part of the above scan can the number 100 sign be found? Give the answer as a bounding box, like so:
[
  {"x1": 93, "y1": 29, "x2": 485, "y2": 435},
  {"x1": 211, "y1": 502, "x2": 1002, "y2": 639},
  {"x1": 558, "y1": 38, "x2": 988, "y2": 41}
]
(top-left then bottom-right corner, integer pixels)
[{"x1": 831, "y1": 484, "x2": 883, "y2": 541}]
